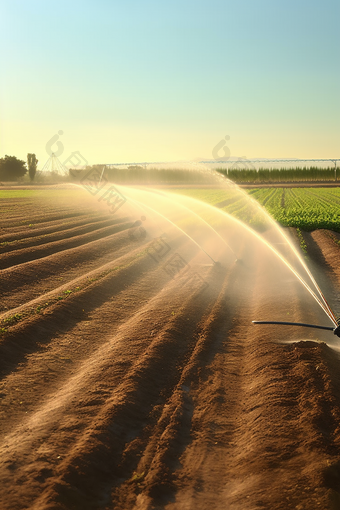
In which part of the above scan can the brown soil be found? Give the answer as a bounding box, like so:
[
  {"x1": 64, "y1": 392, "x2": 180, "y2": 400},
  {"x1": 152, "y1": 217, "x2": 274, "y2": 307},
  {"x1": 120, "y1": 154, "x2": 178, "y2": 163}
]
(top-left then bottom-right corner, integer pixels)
[{"x1": 1, "y1": 192, "x2": 340, "y2": 510}]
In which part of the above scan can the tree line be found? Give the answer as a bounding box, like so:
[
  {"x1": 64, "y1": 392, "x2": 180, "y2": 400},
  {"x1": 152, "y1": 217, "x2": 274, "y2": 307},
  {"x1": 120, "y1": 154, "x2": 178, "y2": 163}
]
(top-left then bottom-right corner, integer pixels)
[{"x1": 0, "y1": 154, "x2": 38, "y2": 181}]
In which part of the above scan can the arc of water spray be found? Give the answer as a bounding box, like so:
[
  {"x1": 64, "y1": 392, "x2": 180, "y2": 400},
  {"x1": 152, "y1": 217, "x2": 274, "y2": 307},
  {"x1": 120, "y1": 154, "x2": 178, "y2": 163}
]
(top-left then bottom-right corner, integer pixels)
[
  {"x1": 224, "y1": 177, "x2": 337, "y2": 325},
  {"x1": 136, "y1": 187, "x2": 237, "y2": 261},
  {"x1": 193, "y1": 170, "x2": 338, "y2": 326},
  {"x1": 115, "y1": 186, "x2": 166, "y2": 239},
  {"x1": 115, "y1": 185, "x2": 218, "y2": 266},
  {"x1": 177, "y1": 194, "x2": 338, "y2": 328},
  {"x1": 249, "y1": 200, "x2": 336, "y2": 321}
]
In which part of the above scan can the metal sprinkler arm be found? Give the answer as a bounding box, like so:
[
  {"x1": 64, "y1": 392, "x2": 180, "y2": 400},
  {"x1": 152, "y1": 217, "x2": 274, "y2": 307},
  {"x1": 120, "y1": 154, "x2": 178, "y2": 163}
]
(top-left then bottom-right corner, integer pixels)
[{"x1": 252, "y1": 320, "x2": 340, "y2": 338}]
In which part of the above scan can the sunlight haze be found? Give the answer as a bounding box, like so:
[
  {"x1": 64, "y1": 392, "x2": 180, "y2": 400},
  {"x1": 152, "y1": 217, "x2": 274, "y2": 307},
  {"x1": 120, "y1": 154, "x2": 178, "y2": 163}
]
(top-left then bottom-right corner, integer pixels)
[{"x1": 1, "y1": 0, "x2": 339, "y2": 166}]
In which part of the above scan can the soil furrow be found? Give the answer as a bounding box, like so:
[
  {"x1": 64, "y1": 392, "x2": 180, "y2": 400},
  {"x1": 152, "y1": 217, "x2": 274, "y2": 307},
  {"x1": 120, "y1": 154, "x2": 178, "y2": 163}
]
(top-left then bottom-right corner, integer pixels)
[
  {"x1": 0, "y1": 207, "x2": 89, "y2": 230},
  {"x1": 0, "y1": 220, "x2": 133, "y2": 270},
  {"x1": 1, "y1": 191, "x2": 340, "y2": 510},
  {"x1": 0, "y1": 228, "x2": 138, "y2": 311},
  {"x1": 0, "y1": 257, "x2": 214, "y2": 510},
  {"x1": 0, "y1": 243, "x2": 169, "y2": 378},
  {"x1": 0, "y1": 214, "x2": 118, "y2": 251}
]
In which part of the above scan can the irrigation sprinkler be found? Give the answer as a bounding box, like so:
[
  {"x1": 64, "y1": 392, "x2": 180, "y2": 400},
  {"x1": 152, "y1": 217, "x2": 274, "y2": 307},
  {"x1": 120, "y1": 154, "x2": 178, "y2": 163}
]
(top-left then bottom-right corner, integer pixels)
[{"x1": 252, "y1": 320, "x2": 340, "y2": 338}]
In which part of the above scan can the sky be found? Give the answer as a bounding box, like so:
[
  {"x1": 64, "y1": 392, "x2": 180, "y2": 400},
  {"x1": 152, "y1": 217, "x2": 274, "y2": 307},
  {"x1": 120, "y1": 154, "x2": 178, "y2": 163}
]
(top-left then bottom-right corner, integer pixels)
[{"x1": 0, "y1": 0, "x2": 339, "y2": 167}]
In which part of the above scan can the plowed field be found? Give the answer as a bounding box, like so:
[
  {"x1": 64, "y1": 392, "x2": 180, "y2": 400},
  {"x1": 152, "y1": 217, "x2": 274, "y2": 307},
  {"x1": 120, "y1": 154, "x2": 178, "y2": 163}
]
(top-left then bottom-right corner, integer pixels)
[{"x1": 1, "y1": 187, "x2": 340, "y2": 510}]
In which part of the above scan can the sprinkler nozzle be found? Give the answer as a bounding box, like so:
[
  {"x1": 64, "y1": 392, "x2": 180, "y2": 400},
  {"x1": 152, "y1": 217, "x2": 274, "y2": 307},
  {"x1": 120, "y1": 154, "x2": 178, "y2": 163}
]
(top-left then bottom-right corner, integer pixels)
[{"x1": 333, "y1": 325, "x2": 340, "y2": 338}]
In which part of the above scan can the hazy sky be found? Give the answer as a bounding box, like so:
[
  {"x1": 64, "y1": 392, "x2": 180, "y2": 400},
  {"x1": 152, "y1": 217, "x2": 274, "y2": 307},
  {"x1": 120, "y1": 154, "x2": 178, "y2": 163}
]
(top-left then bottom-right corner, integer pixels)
[{"x1": 1, "y1": 0, "x2": 339, "y2": 166}]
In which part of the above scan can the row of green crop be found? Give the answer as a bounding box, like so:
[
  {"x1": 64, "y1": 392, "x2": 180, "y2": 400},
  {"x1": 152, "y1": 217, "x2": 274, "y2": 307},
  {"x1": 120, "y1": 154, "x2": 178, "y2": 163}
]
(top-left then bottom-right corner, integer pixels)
[
  {"x1": 171, "y1": 187, "x2": 278, "y2": 232},
  {"x1": 217, "y1": 166, "x2": 337, "y2": 183},
  {"x1": 170, "y1": 187, "x2": 340, "y2": 231},
  {"x1": 248, "y1": 188, "x2": 340, "y2": 231}
]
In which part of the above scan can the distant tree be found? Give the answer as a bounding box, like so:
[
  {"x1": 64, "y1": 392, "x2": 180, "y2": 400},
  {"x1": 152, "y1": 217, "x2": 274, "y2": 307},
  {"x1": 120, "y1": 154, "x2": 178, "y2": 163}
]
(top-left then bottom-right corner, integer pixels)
[
  {"x1": 27, "y1": 153, "x2": 38, "y2": 181},
  {"x1": 0, "y1": 155, "x2": 27, "y2": 181}
]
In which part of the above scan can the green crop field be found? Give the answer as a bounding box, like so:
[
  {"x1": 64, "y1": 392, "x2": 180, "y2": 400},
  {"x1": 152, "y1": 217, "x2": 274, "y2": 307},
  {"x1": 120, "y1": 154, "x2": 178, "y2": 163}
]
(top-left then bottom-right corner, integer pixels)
[
  {"x1": 248, "y1": 188, "x2": 340, "y2": 231},
  {"x1": 171, "y1": 187, "x2": 340, "y2": 232},
  {"x1": 0, "y1": 189, "x2": 46, "y2": 199}
]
